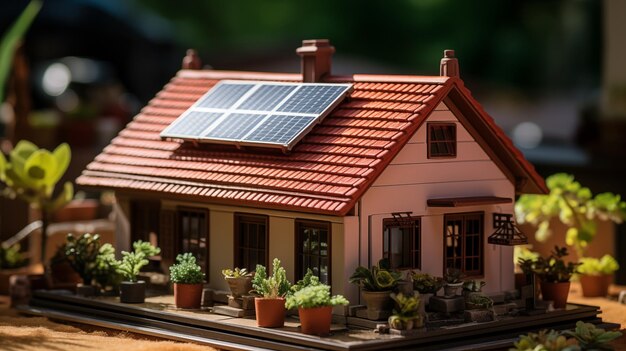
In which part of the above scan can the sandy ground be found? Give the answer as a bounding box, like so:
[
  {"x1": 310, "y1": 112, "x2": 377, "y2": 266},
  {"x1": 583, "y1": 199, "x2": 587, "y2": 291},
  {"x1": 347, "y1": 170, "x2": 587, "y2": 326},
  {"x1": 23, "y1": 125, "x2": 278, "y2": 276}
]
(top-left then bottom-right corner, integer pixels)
[
  {"x1": 0, "y1": 296, "x2": 216, "y2": 351},
  {"x1": 1, "y1": 284, "x2": 626, "y2": 351}
]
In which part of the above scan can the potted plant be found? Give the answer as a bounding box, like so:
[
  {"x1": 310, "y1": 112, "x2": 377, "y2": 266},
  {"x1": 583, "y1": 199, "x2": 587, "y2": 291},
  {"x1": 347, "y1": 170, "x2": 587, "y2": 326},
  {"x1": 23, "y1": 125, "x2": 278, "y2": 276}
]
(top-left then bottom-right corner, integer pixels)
[
  {"x1": 251, "y1": 258, "x2": 291, "y2": 328},
  {"x1": 285, "y1": 282, "x2": 348, "y2": 336},
  {"x1": 388, "y1": 293, "x2": 422, "y2": 331},
  {"x1": 349, "y1": 259, "x2": 401, "y2": 320},
  {"x1": 222, "y1": 267, "x2": 253, "y2": 298},
  {"x1": 512, "y1": 321, "x2": 621, "y2": 351},
  {"x1": 411, "y1": 271, "x2": 443, "y2": 309},
  {"x1": 464, "y1": 294, "x2": 494, "y2": 310},
  {"x1": 64, "y1": 233, "x2": 101, "y2": 296},
  {"x1": 169, "y1": 253, "x2": 205, "y2": 309},
  {"x1": 117, "y1": 241, "x2": 160, "y2": 303},
  {"x1": 577, "y1": 255, "x2": 619, "y2": 297},
  {"x1": 92, "y1": 243, "x2": 121, "y2": 295},
  {"x1": 516, "y1": 173, "x2": 626, "y2": 296},
  {"x1": 520, "y1": 246, "x2": 579, "y2": 309},
  {"x1": 442, "y1": 268, "x2": 465, "y2": 298}
]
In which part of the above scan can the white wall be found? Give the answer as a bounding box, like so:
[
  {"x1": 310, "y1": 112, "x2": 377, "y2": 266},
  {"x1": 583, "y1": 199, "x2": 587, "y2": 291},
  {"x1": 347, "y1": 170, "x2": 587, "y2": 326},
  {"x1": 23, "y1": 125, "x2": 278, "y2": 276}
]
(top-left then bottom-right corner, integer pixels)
[{"x1": 348, "y1": 101, "x2": 516, "y2": 301}]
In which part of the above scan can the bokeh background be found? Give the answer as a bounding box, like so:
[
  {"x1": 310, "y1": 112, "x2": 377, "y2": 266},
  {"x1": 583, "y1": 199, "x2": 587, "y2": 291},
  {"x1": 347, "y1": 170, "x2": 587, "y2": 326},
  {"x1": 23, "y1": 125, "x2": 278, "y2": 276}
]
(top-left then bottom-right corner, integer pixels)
[{"x1": 1, "y1": 0, "x2": 625, "y2": 279}]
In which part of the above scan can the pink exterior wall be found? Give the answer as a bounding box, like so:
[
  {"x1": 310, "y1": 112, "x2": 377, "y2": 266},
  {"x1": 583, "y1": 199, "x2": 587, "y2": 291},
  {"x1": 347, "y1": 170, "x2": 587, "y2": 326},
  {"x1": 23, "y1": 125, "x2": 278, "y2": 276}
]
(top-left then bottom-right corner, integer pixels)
[{"x1": 343, "y1": 101, "x2": 516, "y2": 303}]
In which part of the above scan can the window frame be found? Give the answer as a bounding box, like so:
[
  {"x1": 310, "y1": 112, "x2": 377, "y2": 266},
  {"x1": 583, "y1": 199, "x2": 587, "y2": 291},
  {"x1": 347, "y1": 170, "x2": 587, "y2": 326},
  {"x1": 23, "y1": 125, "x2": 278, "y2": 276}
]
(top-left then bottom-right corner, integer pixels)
[
  {"x1": 443, "y1": 212, "x2": 484, "y2": 277},
  {"x1": 295, "y1": 219, "x2": 332, "y2": 285},
  {"x1": 234, "y1": 213, "x2": 269, "y2": 271},
  {"x1": 382, "y1": 217, "x2": 422, "y2": 270},
  {"x1": 177, "y1": 207, "x2": 210, "y2": 279},
  {"x1": 427, "y1": 122, "x2": 457, "y2": 158}
]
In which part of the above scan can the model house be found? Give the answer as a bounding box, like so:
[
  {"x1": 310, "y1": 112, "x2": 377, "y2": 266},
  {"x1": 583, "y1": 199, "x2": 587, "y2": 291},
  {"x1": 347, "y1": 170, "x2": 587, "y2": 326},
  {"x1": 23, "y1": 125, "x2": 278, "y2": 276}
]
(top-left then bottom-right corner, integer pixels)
[{"x1": 76, "y1": 39, "x2": 546, "y2": 305}]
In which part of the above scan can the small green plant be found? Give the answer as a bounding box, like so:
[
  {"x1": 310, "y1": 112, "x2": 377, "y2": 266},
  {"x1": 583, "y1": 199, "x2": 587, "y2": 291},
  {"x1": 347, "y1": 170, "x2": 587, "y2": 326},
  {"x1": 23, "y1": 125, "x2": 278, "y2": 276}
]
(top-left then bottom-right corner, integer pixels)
[
  {"x1": 444, "y1": 268, "x2": 465, "y2": 285},
  {"x1": 117, "y1": 241, "x2": 160, "y2": 283},
  {"x1": 516, "y1": 173, "x2": 626, "y2": 258},
  {"x1": 510, "y1": 329, "x2": 574, "y2": 351},
  {"x1": 169, "y1": 253, "x2": 204, "y2": 284},
  {"x1": 519, "y1": 246, "x2": 579, "y2": 283},
  {"x1": 64, "y1": 233, "x2": 101, "y2": 285},
  {"x1": 349, "y1": 259, "x2": 401, "y2": 292},
  {"x1": 563, "y1": 321, "x2": 622, "y2": 350},
  {"x1": 0, "y1": 243, "x2": 27, "y2": 269},
  {"x1": 388, "y1": 293, "x2": 421, "y2": 330},
  {"x1": 291, "y1": 268, "x2": 319, "y2": 293},
  {"x1": 221, "y1": 267, "x2": 252, "y2": 278},
  {"x1": 93, "y1": 243, "x2": 121, "y2": 289},
  {"x1": 285, "y1": 283, "x2": 348, "y2": 310},
  {"x1": 411, "y1": 272, "x2": 443, "y2": 294},
  {"x1": 577, "y1": 255, "x2": 619, "y2": 276},
  {"x1": 463, "y1": 280, "x2": 486, "y2": 292},
  {"x1": 251, "y1": 258, "x2": 291, "y2": 298},
  {"x1": 466, "y1": 294, "x2": 494, "y2": 310}
]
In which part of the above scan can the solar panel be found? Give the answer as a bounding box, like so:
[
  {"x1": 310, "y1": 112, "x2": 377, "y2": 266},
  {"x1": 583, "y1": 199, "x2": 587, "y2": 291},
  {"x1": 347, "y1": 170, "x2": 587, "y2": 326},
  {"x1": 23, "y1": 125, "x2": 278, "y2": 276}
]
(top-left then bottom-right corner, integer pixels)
[
  {"x1": 244, "y1": 115, "x2": 316, "y2": 145},
  {"x1": 160, "y1": 112, "x2": 222, "y2": 138},
  {"x1": 160, "y1": 80, "x2": 352, "y2": 150},
  {"x1": 203, "y1": 113, "x2": 267, "y2": 140}
]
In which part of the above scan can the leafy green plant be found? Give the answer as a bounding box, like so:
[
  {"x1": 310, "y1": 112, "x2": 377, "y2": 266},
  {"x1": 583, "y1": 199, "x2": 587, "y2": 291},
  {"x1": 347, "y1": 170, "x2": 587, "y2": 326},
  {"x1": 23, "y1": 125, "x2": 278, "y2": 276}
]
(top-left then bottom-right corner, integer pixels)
[
  {"x1": 411, "y1": 272, "x2": 443, "y2": 294},
  {"x1": 221, "y1": 267, "x2": 252, "y2": 278},
  {"x1": 563, "y1": 321, "x2": 622, "y2": 351},
  {"x1": 516, "y1": 173, "x2": 626, "y2": 258},
  {"x1": 117, "y1": 241, "x2": 160, "y2": 283},
  {"x1": 291, "y1": 268, "x2": 319, "y2": 293},
  {"x1": 0, "y1": 243, "x2": 27, "y2": 269},
  {"x1": 92, "y1": 243, "x2": 120, "y2": 289},
  {"x1": 511, "y1": 329, "x2": 575, "y2": 351},
  {"x1": 0, "y1": 0, "x2": 42, "y2": 104},
  {"x1": 444, "y1": 267, "x2": 465, "y2": 285},
  {"x1": 285, "y1": 283, "x2": 348, "y2": 310},
  {"x1": 466, "y1": 294, "x2": 494, "y2": 310},
  {"x1": 251, "y1": 258, "x2": 291, "y2": 298},
  {"x1": 349, "y1": 259, "x2": 401, "y2": 292},
  {"x1": 64, "y1": 233, "x2": 101, "y2": 285},
  {"x1": 388, "y1": 293, "x2": 422, "y2": 330},
  {"x1": 0, "y1": 141, "x2": 73, "y2": 263},
  {"x1": 577, "y1": 255, "x2": 619, "y2": 276},
  {"x1": 169, "y1": 253, "x2": 204, "y2": 284},
  {"x1": 463, "y1": 280, "x2": 486, "y2": 292},
  {"x1": 519, "y1": 246, "x2": 579, "y2": 283}
]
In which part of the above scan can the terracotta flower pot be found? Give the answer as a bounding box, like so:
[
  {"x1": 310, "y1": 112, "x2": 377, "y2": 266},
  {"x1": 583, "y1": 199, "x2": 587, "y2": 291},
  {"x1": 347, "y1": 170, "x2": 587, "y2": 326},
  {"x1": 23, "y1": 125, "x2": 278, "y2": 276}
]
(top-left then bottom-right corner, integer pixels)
[
  {"x1": 120, "y1": 281, "x2": 146, "y2": 303},
  {"x1": 174, "y1": 283, "x2": 203, "y2": 309},
  {"x1": 225, "y1": 276, "x2": 253, "y2": 298},
  {"x1": 540, "y1": 281, "x2": 570, "y2": 309},
  {"x1": 580, "y1": 274, "x2": 611, "y2": 297},
  {"x1": 298, "y1": 305, "x2": 332, "y2": 336},
  {"x1": 255, "y1": 297, "x2": 286, "y2": 328}
]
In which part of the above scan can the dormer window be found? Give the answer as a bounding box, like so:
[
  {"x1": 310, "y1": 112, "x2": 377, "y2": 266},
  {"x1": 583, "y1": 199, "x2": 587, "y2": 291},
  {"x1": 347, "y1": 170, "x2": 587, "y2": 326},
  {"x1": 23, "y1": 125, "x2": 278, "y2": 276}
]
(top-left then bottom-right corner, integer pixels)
[{"x1": 428, "y1": 123, "x2": 456, "y2": 158}]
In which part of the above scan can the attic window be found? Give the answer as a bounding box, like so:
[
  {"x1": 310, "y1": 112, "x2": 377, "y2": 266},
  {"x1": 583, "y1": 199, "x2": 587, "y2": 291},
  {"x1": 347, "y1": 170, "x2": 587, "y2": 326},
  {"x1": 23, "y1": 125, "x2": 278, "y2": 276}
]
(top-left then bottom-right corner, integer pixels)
[
  {"x1": 160, "y1": 80, "x2": 352, "y2": 151},
  {"x1": 428, "y1": 123, "x2": 456, "y2": 158}
]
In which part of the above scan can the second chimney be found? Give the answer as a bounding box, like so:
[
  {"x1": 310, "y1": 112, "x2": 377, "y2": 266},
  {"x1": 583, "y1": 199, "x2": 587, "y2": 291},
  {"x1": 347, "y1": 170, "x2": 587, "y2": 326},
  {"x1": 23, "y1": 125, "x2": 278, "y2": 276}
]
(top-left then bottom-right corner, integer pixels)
[{"x1": 296, "y1": 39, "x2": 335, "y2": 82}]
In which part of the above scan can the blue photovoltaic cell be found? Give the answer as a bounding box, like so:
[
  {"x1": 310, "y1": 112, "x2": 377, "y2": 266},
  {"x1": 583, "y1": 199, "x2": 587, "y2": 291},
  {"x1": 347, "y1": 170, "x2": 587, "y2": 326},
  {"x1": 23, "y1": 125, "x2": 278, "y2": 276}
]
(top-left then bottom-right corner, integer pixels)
[
  {"x1": 196, "y1": 83, "x2": 254, "y2": 109},
  {"x1": 238, "y1": 85, "x2": 296, "y2": 111},
  {"x1": 244, "y1": 115, "x2": 316, "y2": 144},
  {"x1": 203, "y1": 113, "x2": 267, "y2": 140},
  {"x1": 277, "y1": 85, "x2": 347, "y2": 114},
  {"x1": 162, "y1": 111, "x2": 222, "y2": 137}
]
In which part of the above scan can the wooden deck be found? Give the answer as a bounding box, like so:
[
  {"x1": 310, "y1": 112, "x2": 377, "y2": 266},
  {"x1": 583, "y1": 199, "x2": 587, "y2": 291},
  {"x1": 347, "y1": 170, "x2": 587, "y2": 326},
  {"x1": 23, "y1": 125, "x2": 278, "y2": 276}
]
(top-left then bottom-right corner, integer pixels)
[{"x1": 20, "y1": 290, "x2": 609, "y2": 351}]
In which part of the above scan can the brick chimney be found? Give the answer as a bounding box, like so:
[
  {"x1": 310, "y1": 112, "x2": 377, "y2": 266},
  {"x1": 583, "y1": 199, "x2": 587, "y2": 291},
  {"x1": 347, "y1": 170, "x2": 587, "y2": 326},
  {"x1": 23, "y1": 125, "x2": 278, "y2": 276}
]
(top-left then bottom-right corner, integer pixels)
[
  {"x1": 296, "y1": 39, "x2": 335, "y2": 82},
  {"x1": 182, "y1": 49, "x2": 202, "y2": 70},
  {"x1": 440, "y1": 49, "x2": 459, "y2": 78}
]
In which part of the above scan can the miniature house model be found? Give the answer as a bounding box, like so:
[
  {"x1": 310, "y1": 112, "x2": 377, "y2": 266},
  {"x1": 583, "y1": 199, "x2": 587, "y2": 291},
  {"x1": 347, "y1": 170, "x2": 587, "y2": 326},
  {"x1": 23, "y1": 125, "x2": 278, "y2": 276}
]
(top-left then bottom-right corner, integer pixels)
[{"x1": 77, "y1": 40, "x2": 546, "y2": 305}]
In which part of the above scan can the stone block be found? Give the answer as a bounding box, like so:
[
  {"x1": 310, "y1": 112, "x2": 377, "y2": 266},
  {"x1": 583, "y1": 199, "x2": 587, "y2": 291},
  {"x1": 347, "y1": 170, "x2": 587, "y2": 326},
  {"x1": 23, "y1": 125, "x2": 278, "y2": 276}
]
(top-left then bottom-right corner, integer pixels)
[
  {"x1": 228, "y1": 296, "x2": 243, "y2": 309},
  {"x1": 428, "y1": 296, "x2": 464, "y2": 314},
  {"x1": 485, "y1": 293, "x2": 505, "y2": 304},
  {"x1": 241, "y1": 295, "x2": 256, "y2": 310},
  {"x1": 201, "y1": 289, "x2": 214, "y2": 307},
  {"x1": 463, "y1": 309, "x2": 494, "y2": 323},
  {"x1": 492, "y1": 302, "x2": 518, "y2": 316},
  {"x1": 355, "y1": 308, "x2": 390, "y2": 321},
  {"x1": 348, "y1": 305, "x2": 366, "y2": 317},
  {"x1": 213, "y1": 305, "x2": 255, "y2": 318}
]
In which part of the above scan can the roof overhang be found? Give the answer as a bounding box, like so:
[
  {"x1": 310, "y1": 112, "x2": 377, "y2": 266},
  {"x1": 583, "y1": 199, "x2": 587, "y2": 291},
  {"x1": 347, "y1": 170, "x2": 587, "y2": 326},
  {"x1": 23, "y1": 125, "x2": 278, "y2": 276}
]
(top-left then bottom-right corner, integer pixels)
[{"x1": 427, "y1": 196, "x2": 512, "y2": 208}]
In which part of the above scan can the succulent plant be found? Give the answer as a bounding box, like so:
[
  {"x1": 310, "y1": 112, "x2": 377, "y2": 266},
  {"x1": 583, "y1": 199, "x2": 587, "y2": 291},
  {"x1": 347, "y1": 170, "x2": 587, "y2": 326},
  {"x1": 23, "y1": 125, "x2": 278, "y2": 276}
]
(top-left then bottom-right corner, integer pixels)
[
  {"x1": 169, "y1": 253, "x2": 204, "y2": 285},
  {"x1": 221, "y1": 267, "x2": 252, "y2": 278},
  {"x1": 251, "y1": 258, "x2": 291, "y2": 298},
  {"x1": 285, "y1": 283, "x2": 348, "y2": 310},
  {"x1": 349, "y1": 259, "x2": 401, "y2": 292},
  {"x1": 117, "y1": 241, "x2": 160, "y2": 283}
]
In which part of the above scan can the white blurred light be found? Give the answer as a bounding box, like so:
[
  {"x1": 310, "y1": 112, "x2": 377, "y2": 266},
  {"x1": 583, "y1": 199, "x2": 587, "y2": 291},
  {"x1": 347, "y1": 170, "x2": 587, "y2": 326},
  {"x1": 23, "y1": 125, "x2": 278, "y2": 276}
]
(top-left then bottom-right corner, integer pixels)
[
  {"x1": 42, "y1": 63, "x2": 71, "y2": 96},
  {"x1": 512, "y1": 122, "x2": 543, "y2": 149}
]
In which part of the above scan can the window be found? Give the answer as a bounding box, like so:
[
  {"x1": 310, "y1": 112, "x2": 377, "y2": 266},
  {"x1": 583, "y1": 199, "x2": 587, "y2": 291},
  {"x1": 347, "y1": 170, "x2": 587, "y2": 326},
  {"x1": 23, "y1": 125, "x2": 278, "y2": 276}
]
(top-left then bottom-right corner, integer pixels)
[
  {"x1": 235, "y1": 214, "x2": 268, "y2": 272},
  {"x1": 428, "y1": 123, "x2": 456, "y2": 158},
  {"x1": 444, "y1": 212, "x2": 483, "y2": 276},
  {"x1": 296, "y1": 220, "x2": 331, "y2": 285},
  {"x1": 383, "y1": 217, "x2": 421, "y2": 270},
  {"x1": 179, "y1": 208, "x2": 209, "y2": 274}
]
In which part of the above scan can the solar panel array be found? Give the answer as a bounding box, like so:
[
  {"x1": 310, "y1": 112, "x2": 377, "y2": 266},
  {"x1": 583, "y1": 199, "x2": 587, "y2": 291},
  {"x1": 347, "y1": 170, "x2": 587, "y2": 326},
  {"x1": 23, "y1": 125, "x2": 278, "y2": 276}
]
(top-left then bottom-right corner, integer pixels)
[{"x1": 160, "y1": 80, "x2": 352, "y2": 150}]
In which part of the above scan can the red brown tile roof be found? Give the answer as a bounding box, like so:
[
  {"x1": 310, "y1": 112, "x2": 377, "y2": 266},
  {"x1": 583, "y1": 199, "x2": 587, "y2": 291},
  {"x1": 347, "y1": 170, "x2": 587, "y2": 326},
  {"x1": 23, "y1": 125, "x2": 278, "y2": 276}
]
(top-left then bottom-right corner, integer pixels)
[{"x1": 77, "y1": 70, "x2": 546, "y2": 216}]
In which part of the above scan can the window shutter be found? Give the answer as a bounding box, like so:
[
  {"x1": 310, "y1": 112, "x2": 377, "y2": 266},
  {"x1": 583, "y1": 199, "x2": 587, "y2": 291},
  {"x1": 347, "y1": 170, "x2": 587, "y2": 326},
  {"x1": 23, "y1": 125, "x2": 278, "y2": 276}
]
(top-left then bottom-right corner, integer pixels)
[{"x1": 159, "y1": 209, "x2": 176, "y2": 262}]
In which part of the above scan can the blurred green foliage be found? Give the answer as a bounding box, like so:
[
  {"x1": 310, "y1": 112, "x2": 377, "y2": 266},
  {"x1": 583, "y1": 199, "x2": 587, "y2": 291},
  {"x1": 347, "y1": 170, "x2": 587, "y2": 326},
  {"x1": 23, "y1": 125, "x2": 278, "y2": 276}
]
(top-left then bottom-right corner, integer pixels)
[{"x1": 137, "y1": 0, "x2": 600, "y2": 91}]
